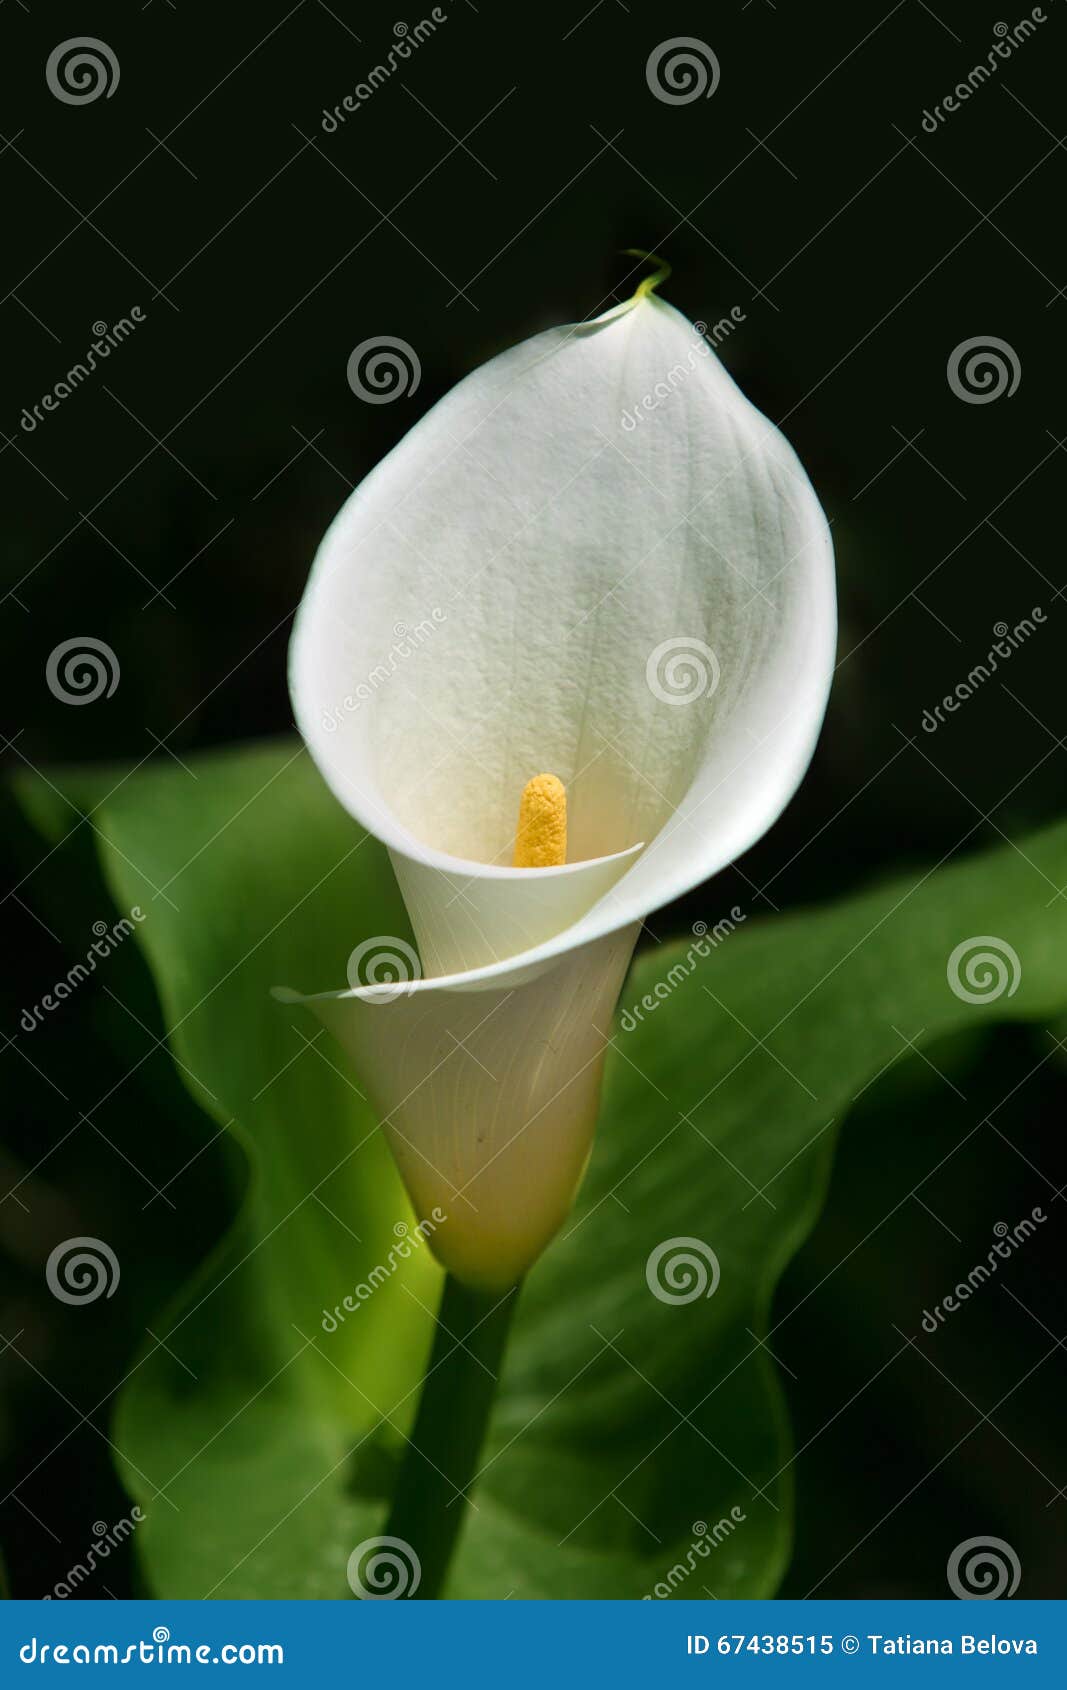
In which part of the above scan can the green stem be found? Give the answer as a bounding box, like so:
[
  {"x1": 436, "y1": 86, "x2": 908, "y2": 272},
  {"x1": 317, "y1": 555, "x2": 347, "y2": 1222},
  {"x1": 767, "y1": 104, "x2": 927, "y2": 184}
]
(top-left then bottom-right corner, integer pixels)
[{"x1": 384, "y1": 1273, "x2": 520, "y2": 1599}]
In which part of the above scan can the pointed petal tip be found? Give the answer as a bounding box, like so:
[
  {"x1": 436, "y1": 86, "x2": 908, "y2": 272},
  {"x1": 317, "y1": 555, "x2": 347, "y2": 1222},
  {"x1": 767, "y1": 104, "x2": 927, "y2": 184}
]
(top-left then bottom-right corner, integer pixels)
[{"x1": 622, "y1": 247, "x2": 672, "y2": 302}]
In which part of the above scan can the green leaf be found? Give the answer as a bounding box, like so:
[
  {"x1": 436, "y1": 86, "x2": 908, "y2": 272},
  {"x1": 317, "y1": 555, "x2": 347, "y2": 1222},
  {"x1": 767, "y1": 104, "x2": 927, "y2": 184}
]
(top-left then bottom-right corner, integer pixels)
[
  {"x1": 14, "y1": 740, "x2": 1067, "y2": 1598},
  {"x1": 15, "y1": 744, "x2": 442, "y2": 1598}
]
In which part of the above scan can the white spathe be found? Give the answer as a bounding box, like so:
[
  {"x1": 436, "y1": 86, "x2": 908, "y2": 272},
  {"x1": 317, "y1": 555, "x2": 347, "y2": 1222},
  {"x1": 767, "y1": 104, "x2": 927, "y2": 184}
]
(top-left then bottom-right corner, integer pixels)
[{"x1": 280, "y1": 290, "x2": 836, "y2": 1290}]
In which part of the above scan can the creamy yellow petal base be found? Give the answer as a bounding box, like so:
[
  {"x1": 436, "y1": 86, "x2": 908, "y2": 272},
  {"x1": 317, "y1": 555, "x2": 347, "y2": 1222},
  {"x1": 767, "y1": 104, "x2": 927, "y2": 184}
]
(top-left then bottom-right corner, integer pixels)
[{"x1": 311, "y1": 924, "x2": 639, "y2": 1290}]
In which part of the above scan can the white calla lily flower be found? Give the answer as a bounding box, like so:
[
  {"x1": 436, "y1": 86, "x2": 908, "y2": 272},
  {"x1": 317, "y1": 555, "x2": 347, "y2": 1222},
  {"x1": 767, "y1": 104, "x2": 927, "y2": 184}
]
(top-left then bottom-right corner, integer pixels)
[{"x1": 278, "y1": 283, "x2": 835, "y2": 1291}]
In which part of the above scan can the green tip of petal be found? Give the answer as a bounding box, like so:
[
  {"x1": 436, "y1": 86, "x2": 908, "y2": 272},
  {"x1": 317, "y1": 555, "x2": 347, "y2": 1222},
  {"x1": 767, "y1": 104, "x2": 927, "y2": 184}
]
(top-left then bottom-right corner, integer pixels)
[{"x1": 622, "y1": 248, "x2": 672, "y2": 302}]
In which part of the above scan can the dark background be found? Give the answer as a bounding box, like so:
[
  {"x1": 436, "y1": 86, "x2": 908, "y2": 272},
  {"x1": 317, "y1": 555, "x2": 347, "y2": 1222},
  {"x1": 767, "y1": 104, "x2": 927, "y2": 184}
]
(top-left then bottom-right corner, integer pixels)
[{"x1": 1, "y1": 0, "x2": 1064, "y2": 1598}]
